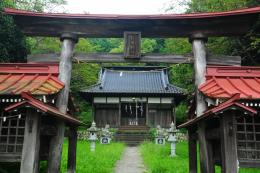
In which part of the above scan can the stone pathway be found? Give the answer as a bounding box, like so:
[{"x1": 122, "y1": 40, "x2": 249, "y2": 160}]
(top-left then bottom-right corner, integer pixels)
[{"x1": 114, "y1": 146, "x2": 147, "y2": 173}]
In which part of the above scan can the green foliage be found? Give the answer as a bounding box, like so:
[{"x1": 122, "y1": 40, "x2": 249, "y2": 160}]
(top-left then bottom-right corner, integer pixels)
[
  {"x1": 71, "y1": 63, "x2": 100, "y2": 125},
  {"x1": 89, "y1": 38, "x2": 123, "y2": 53},
  {"x1": 27, "y1": 37, "x2": 61, "y2": 54},
  {"x1": 140, "y1": 142, "x2": 189, "y2": 173},
  {"x1": 206, "y1": 37, "x2": 233, "y2": 55},
  {"x1": 39, "y1": 140, "x2": 124, "y2": 173},
  {"x1": 109, "y1": 42, "x2": 124, "y2": 53},
  {"x1": 149, "y1": 128, "x2": 157, "y2": 139},
  {"x1": 187, "y1": 0, "x2": 247, "y2": 12},
  {"x1": 16, "y1": 0, "x2": 67, "y2": 56},
  {"x1": 15, "y1": 0, "x2": 67, "y2": 12},
  {"x1": 0, "y1": 140, "x2": 125, "y2": 173},
  {"x1": 169, "y1": 64, "x2": 194, "y2": 94},
  {"x1": 187, "y1": 0, "x2": 260, "y2": 65},
  {"x1": 162, "y1": 38, "x2": 192, "y2": 54},
  {"x1": 74, "y1": 96, "x2": 93, "y2": 126},
  {"x1": 71, "y1": 63, "x2": 100, "y2": 92},
  {"x1": 75, "y1": 38, "x2": 94, "y2": 53},
  {"x1": 141, "y1": 39, "x2": 158, "y2": 54},
  {"x1": 175, "y1": 103, "x2": 188, "y2": 125},
  {"x1": 140, "y1": 142, "x2": 260, "y2": 173},
  {"x1": 60, "y1": 140, "x2": 125, "y2": 173},
  {"x1": 0, "y1": 0, "x2": 27, "y2": 62}
]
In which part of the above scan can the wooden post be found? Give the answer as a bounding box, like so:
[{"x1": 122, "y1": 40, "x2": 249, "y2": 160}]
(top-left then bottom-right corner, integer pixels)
[
  {"x1": 220, "y1": 112, "x2": 238, "y2": 173},
  {"x1": 118, "y1": 99, "x2": 121, "y2": 127},
  {"x1": 146, "y1": 101, "x2": 149, "y2": 126},
  {"x1": 188, "y1": 128, "x2": 197, "y2": 173},
  {"x1": 172, "y1": 99, "x2": 176, "y2": 127},
  {"x1": 92, "y1": 101, "x2": 95, "y2": 122},
  {"x1": 20, "y1": 109, "x2": 41, "y2": 173},
  {"x1": 207, "y1": 140, "x2": 215, "y2": 173},
  {"x1": 47, "y1": 33, "x2": 78, "y2": 173},
  {"x1": 190, "y1": 34, "x2": 214, "y2": 173},
  {"x1": 67, "y1": 126, "x2": 77, "y2": 173}
]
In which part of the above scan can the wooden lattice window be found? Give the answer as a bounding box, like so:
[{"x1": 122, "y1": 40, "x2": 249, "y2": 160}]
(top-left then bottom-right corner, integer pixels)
[
  {"x1": 235, "y1": 115, "x2": 260, "y2": 166},
  {"x1": 0, "y1": 110, "x2": 26, "y2": 154}
]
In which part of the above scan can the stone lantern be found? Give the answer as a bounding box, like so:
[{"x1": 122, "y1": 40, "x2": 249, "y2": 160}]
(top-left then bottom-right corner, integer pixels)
[
  {"x1": 88, "y1": 121, "x2": 98, "y2": 152},
  {"x1": 100, "y1": 124, "x2": 112, "y2": 144},
  {"x1": 155, "y1": 125, "x2": 166, "y2": 145},
  {"x1": 167, "y1": 122, "x2": 177, "y2": 157}
]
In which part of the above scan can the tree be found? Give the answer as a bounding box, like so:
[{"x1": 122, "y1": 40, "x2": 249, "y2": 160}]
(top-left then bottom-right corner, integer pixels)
[
  {"x1": 14, "y1": 0, "x2": 67, "y2": 12},
  {"x1": 0, "y1": 0, "x2": 27, "y2": 62},
  {"x1": 187, "y1": 0, "x2": 260, "y2": 65},
  {"x1": 162, "y1": 38, "x2": 191, "y2": 54},
  {"x1": 14, "y1": 0, "x2": 68, "y2": 56}
]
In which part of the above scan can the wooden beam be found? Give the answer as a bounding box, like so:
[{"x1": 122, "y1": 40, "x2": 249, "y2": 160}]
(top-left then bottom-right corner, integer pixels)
[
  {"x1": 27, "y1": 53, "x2": 241, "y2": 66},
  {"x1": 220, "y1": 112, "x2": 238, "y2": 173},
  {"x1": 47, "y1": 34, "x2": 77, "y2": 173},
  {"x1": 6, "y1": 7, "x2": 260, "y2": 38},
  {"x1": 20, "y1": 109, "x2": 41, "y2": 173}
]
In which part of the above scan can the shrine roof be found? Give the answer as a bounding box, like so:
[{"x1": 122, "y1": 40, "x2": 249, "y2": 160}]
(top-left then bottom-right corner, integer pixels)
[
  {"x1": 199, "y1": 66, "x2": 260, "y2": 99},
  {"x1": 178, "y1": 94, "x2": 258, "y2": 128},
  {"x1": 81, "y1": 66, "x2": 184, "y2": 96},
  {"x1": 0, "y1": 63, "x2": 64, "y2": 95},
  {"x1": 4, "y1": 7, "x2": 260, "y2": 38},
  {"x1": 5, "y1": 92, "x2": 82, "y2": 125}
]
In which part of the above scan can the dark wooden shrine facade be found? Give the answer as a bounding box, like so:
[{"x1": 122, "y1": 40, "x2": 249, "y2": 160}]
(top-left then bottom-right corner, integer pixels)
[
  {"x1": 179, "y1": 66, "x2": 260, "y2": 171},
  {"x1": 0, "y1": 64, "x2": 81, "y2": 170},
  {"x1": 81, "y1": 66, "x2": 183, "y2": 128}
]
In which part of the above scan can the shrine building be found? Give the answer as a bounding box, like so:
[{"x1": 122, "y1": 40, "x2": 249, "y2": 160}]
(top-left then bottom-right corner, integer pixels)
[{"x1": 81, "y1": 66, "x2": 184, "y2": 128}]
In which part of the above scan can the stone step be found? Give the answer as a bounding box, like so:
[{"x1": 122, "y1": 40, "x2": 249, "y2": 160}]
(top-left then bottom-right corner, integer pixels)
[
  {"x1": 115, "y1": 135, "x2": 150, "y2": 138},
  {"x1": 115, "y1": 126, "x2": 151, "y2": 146},
  {"x1": 119, "y1": 126, "x2": 149, "y2": 130},
  {"x1": 115, "y1": 137, "x2": 150, "y2": 141},
  {"x1": 123, "y1": 141, "x2": 144, "y2": 146}
]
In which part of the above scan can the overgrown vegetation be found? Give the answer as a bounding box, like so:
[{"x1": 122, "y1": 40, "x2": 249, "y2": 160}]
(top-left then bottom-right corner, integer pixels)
[
  {"x1": 0, "y1": 0, "x2": 27, "y2": 62},
  {"x1": 140, "y1": 142, "x2": 260, "y2": 173},
  {"x1": 0, "y1": 140, "x2": 125, "y2": 173},
  {"x1": 59, "y1": 140, "x2": 125, "y2": 173}
]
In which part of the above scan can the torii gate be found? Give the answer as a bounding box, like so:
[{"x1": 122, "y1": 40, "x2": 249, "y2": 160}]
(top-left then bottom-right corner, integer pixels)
[{"x1": 4, "y1": 6, "x2": 260, "y2": 173}]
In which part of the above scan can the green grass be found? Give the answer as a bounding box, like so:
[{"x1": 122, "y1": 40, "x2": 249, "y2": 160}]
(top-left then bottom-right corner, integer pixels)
[
  {"x1": 59, "y1": 140, "x2": 125, "y2": 173},
  {"x1": 0, "y1": 140, "x2": 125, "y2": 173},
  {"x1": 140, "y1": 142, "x2": 260, "y2": 173}
]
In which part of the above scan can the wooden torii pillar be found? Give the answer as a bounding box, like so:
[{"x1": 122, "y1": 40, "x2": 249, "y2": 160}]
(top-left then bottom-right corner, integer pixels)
[
  {"x1": 189, "y1": 34, "x2": 215, "y2": 173},
  {"x1": 47, "y1": 33, "x2": 78, "y2": 173}
]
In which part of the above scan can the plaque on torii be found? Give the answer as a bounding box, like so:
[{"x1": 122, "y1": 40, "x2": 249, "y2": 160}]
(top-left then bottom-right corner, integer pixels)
[{"x1": 124, "y1": 31, "x2": 141, "y2": 59}]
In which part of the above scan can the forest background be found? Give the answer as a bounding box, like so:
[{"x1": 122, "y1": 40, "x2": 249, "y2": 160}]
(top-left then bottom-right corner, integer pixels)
[{"x1": 0, "y1": 0, "x2": 259, "y2": 126}]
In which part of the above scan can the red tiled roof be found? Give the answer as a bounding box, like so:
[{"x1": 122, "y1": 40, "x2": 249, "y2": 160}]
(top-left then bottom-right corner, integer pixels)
[
  {"x1": 178, "y1": 94, "x2": 257, "y2": 128},
  {"x1": 4, "y1": 92, "x2": 82, "y2": 125},
  {"x1": 0, "y1": 63, "x2": 64, "y2": 95},
  {"x1": 199, "y1": 66, "x2": 260, "y2": 99}
]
